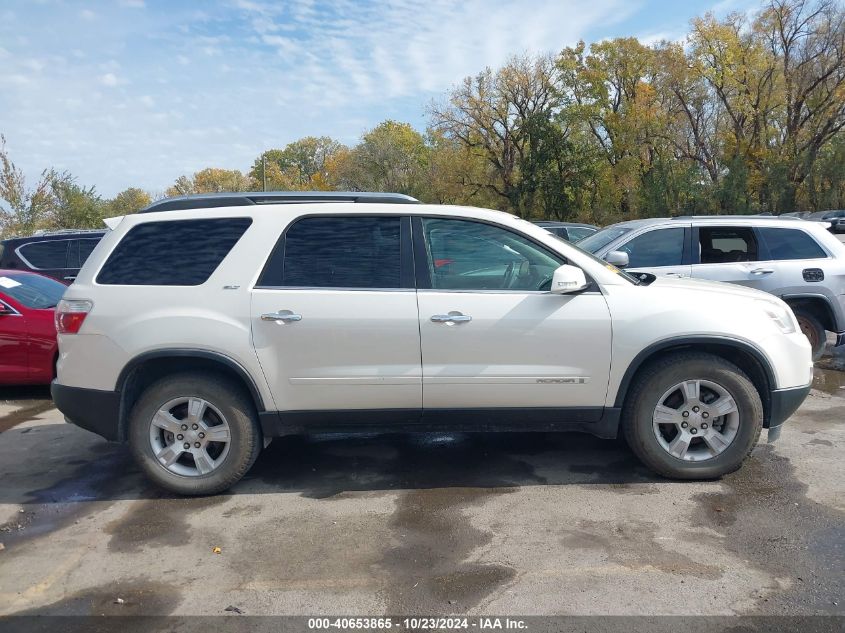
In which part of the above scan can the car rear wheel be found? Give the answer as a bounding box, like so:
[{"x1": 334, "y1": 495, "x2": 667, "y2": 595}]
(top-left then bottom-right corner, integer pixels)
[
  {"x1": 623, "y1": 352, "x2": 763, "y2": 479},
  {"x1": 129, "y1": 372, "x2": 261, "y2": 495},
  {"x1": 793, "y1": 308, "x2": 825, "y2": 361}
]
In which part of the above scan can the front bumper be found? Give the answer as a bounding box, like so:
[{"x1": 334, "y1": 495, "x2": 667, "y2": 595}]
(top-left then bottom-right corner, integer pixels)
[
  {"x1": 51, "y1": 381, "x2": 121, "y2": 441},
  {"x1": 766, "y1": 382, "x2": 812, "y2": 441}
]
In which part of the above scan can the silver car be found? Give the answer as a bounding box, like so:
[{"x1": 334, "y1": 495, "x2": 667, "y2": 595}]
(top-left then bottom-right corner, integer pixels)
[{"x1": 578, "y1": 216, "x2": 845, "y2": 359}]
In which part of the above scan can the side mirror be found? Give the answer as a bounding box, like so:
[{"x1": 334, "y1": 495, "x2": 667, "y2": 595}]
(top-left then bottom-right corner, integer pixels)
[
  {"x1": 550, "y1": 264, "x2": 589, "y2": 294},
  {"x1": 0, "y1": 303, "x2": 13, "y2": 315},
  {"x1": 605, "y1": 250, "x2": 629, "y2": 268}
]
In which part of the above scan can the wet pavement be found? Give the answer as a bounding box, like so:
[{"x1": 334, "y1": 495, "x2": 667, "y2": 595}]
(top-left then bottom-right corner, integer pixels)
[{"x1": 0, "y1": 351, "x2": 843, "y2": 617}]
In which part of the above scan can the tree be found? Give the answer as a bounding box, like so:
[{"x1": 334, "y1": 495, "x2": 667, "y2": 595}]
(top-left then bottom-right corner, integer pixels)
[
  {"x1": 49, "y1": 178, "x2": 104, "y2": 229},
  {"x1": 0, "y1": 135, "x2": 56, "y2": 237},
  {"x1": 430, "y1": 54, "x2": 558, "y2": 216},
  {"x1": 758, "y1": 0, "x2": 845, "y2": 210},
  {"x1": 326, "y1": 121, "x2": 429, "y2": 197},
  {"x1": 250, "y1": 137, "x2": 345, "y2": 190},
  {"x1": 105, "y1": 187, "x2": 152, "y2": 216},
  {"x1": 165, "y1": 168, "x2": 253, "y2": 197}
]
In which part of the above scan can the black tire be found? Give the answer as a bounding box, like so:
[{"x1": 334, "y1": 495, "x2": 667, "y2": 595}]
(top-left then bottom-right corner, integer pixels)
[
  {"x1": 129, "y1": 372, "x2": 261, "y2": 495},
  {"x1": 622, "y1": 352, "x2": 763, "y2": 480},
  {"x1": 793, "y1": 308, "x2": 826, "y2": 361}
]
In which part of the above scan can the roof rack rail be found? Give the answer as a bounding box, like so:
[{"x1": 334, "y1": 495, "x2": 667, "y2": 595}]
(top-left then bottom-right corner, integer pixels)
[
  {"x1": 4, "y1": 228, "x2": 108, "y2": 240},
  {"x1": 669, "y1": 214, "x2": 786, "y2": 220},
  {"x1": 139, "y1": 191, "x2": 420, "y2": 214}
]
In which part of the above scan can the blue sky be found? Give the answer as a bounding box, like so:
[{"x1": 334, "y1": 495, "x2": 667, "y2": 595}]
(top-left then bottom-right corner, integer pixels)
[{"x1": 0, "y1": 0, "x2": 760, "y2": 197}]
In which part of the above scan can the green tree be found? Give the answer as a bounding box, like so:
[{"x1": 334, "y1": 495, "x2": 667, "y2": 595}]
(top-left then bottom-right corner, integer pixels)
[
  {"x1": 327, "y1": 121, "x2": 429, "y2": 197},
  {"x1": 104, "y1": 187, "x2": 152, "y2": 216},
  {"x1": 49, "y1": 178, "x2": 104, "y2": 229},
  {"x1": 0, "y1": 135, "x2": 56, "y2": 237},
  {"x1": 250, "y1": 137, "x2": 345, "y2": 190},
  {"x1": 165, "y1": 168, "x2": 253, "y2": 197},
  {"x1": 430, "y1": 54, "x2": 558, "y2": 216}
]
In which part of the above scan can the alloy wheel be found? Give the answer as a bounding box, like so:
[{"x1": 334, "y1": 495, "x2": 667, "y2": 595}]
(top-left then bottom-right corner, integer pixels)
[
  {"x1": 652, "y1": 379, "x2": 740, "y2": 462},
  {"x1": 148, "y1": 397, "x2": 231, "y2": 477}
]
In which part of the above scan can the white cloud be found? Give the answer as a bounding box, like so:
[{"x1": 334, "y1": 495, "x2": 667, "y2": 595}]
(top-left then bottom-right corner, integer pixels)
[
  {"x1": 100, "y1": 73, "x2": 120, "y2": 86},
  {"x1": 80, "y1": 9, "x2": 96, "y2": 20},
  {"x1": 0, "y1": 0, "x2": 671, "y2": 197}
]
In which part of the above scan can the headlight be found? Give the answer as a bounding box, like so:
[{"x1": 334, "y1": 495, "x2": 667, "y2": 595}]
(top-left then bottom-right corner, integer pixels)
[{"x1": 757, "y1": 300, "x2": 797, "y2": 334}]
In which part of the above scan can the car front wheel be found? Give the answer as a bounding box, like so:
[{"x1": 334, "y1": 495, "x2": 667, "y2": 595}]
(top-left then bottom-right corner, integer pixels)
[
  {"x1": 623, "y1": 352, "x2": 763, "y2": 479},
  {"x1": 793, "y1": 308, "x2": 825, "y2": 361},
  {"x1": 129, "y1": 372, "x2": 262, "y2": 495}
]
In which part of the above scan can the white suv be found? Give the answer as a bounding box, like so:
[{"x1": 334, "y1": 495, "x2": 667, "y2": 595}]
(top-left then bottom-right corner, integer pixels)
[
  {"x1": 578, "y1": 216, "x2": 845, "y2": 360},
  {"x1": 52, "y1": 193, "x2": 813, "y2": 495}
]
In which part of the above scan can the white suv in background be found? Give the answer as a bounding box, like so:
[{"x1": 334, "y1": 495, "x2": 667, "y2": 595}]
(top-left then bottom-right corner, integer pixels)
[
  {"x1": 579, "y1": 216, "x2": 845, "y2": 360},
  {"x1": 52, "y1": 193, "x2": 812, "y2": 495}
]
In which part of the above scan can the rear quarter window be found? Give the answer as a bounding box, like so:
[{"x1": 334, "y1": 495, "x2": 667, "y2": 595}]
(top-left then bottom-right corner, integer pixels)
[
  {"x1": 757, "y1": 227, "x2": 826, "y2": 260},
  {"x1": 97, "y1": 218, "x2": 252, "y2": 286},
  {"x1": 18, "y1": 240, "x2": 70, "y2": 269}
]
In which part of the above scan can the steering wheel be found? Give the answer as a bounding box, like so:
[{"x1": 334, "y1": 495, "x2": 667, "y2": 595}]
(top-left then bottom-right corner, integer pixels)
[
  {"x1": 502, "y1": 261, "x2": 516, "y2": 289},
  {"x1": 536, "y1": 274, "x2": 553, "y2": 291}
]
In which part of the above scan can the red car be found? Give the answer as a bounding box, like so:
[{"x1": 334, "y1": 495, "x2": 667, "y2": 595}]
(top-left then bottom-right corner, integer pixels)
[{"x1": 0, "y1": 269, "x2": 66, "y2": 385}]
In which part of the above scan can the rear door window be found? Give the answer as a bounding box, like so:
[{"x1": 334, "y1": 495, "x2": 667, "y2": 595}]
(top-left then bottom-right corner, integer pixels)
[
  {"x1": 618, "y1": 228, "x2": 685, "y2": 268},
  {"x1": 258, "y1": 216, "x2": 403, "y2": 289},
  {"x1": 757, "y1": 227, "x2": 826, "y2": 260},
  {"x1": 18, "y1": 240, "x2": 70, "y2": 270},
  {"x1": 77, "y1": 238, "x2": 101, "y2": 266},
  {"x1": 97, "y1": 218, "x2": 252, "y2": 285},
  {"x1": 698, "y1": 227, "x2": 759, "y2": 263}
]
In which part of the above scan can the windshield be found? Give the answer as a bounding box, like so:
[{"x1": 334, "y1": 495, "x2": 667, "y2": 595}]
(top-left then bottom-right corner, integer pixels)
[
  {"x1": 577, "y1": 226, "x2": 632, "y2": 253},
  {"x1": 0, "y1": 273, "x2": 66, "y2": 309}
]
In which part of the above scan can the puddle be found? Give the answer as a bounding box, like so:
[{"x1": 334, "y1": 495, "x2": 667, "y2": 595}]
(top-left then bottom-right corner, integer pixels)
[
  {"x1": 0, "y1": 400, "x2": 55, "y2": 433},
  {"x1": 692, "y1": 445, "x2": 844, "y2": 613},
  {"x1": 0, "y1": 443, "x2": 139, "y2": 549},
  {"x1": 812, "y1": 365, "x2": 845, "y2": 396}
]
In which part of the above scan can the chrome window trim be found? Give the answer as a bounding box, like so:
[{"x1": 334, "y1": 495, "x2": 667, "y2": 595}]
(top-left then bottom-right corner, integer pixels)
[
  {"x1": 252, "y1": 286, "x2": 601, "y2": 295},
  {"x1": 0, "y1": 299, "x2": 22, "y2": 316},
  {"x1": 417, "y1": 288, "x2": 602, "y2": 295},
  {"x1": 253, "y1": 286, "x2": 414, "y2": 292},
  {"x1": 14, "y1": 239, "x2": 74, "y2": 271}
]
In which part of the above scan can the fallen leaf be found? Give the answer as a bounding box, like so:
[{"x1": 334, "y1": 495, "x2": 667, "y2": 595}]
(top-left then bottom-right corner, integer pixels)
[{"x1": 212, "y1": 546, "x2": 222, "y2": 554}]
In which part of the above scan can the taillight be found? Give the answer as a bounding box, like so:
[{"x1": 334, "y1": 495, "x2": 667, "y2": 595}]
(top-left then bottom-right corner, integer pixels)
[{"x1": 55, "y1": 299, "x2": 93, "y2": 334}]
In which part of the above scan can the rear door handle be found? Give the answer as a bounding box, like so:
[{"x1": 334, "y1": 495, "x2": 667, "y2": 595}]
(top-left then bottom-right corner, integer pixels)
[
  {"x1": 261, "y1": 310, "x2": 302, "y2": 323},
  {"x1": 63, "y1": 276, "x2": 76, "y2": 281},
  {"x1": 431, "y1": 313, "x2": 472, "y2": 324},
  {"x1": 750, "y1": 268, "x2": 774, "y2": 275},
  {"x1": 664, "y1": 272, "x2": 684, "y2": 277}
]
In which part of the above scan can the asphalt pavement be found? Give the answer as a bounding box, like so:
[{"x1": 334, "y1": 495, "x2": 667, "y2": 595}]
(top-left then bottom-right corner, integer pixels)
[{"x1": 0, "y1": 342, "x2": 843, "y2": 618}]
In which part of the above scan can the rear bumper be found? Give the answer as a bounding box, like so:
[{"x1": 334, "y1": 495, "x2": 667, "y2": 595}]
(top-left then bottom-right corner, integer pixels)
[
  {"x1": 51, "y1": 381, "x2": 121, "y2": 441},
  {"x1": 766, "y1": 382, "x2": 811, "y2": 441}
]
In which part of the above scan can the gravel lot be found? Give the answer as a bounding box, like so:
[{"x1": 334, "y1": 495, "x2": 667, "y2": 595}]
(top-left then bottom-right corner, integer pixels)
[{"x1": 0, "y1": 347, "x2": 842, "y2": 618}]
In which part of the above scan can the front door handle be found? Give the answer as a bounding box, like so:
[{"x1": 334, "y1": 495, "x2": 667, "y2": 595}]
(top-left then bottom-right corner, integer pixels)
[
  {"x1": 261, "y1": 310, "x2": 302, "y2": 323},
  {"x1": 664, "y1": 272, "x2": 684, "y2": 277},
  {"x1": 750, "y1": 268, "x2": 774, "y2": 275},
  {"x1": 431, "y1": 313, "x2": 472, "y2": 324}
]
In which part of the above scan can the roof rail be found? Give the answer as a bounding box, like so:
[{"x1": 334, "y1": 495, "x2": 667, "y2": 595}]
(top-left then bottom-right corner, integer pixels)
[
  {"x1": 2, "y1": 228, "x2": 107, "y2": 240},
  {"x1": 669, "y1": 214, "x2": 789, "y2": 220},
  {"x1": 139, "y1": 191, "x2": 420, "y2": 214}
]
